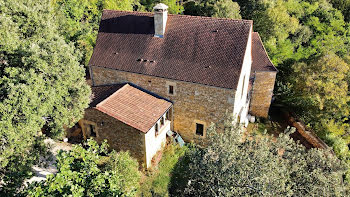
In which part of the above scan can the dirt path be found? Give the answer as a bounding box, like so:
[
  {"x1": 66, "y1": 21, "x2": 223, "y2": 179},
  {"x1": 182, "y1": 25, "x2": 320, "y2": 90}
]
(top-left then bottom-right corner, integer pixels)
[{"x1": 26, "y1": 139, "x2": 72, "y2": 183}]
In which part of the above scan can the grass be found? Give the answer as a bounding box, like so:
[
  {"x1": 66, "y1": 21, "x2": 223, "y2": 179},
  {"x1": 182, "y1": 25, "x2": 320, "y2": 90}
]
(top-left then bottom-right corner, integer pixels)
[{"x1": 138, "y1": 142, "x2": 188, "y2": 197}]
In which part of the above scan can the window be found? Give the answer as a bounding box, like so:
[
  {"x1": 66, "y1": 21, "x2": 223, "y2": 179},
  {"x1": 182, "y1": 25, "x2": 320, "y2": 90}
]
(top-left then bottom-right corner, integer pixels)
[
  {"x1": 166, "y1": 111, "x2": 170, "y2": 120},
  {"x1": 196, "y1": 123, "x2": 204, "y2": 136},
  {"x1": 90, "y1": 124, "x2": 96, "y2": 137},
  {"x1": 155, "y1": 123, "x2": 159, "y2": 137},
  {"x1": 169, "y1": 85, "x2": 174, "y2": 95},
  {"x1": 160, "y1": 116, "x2": 164, "y2": 126},
  {"x1": 166, "y1": 81, "x2": 176, "y2": 96}
]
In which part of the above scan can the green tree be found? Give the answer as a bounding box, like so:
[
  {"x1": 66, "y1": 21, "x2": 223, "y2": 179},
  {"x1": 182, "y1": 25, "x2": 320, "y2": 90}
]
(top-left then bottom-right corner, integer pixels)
[
  {"x1": 330, "y1": 0, "x2": 350, "y2": 22},
  {"x1": 287, "y1": 53, "x2": 350, "y2": 122},
  {"x1": 0, "y1": 0, "x2": 90, "y2": 194},
  {"x1": 283, "y1": 53, "x2": 350, "y2": 166},
  {"x1": 171, "y1": 119, "x2": 348, "y2": 196},
  {"x1": 27, "y1": 139, "x2": 141, "y2": 197},
  {"x1": 237, "y1": 0, "x2": 350, "y2": 65},
  {"x1": 53, "y1": 0, "x2": 140, "y2": 67},
  {"x1": 184, "y1": 0, "x2": 241, "y2": 19},
  {"x1": 139, "y1": 0, "x2": 184, "y2": 14}
]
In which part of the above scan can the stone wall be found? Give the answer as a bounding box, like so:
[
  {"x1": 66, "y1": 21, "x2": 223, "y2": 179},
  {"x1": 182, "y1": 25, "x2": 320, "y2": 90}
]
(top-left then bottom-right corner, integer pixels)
[
  {"x1": 91, "y1": 66, "x2": 236, "y2": 142},
  {"x1": 83, "y1": 108, "x2": 146, "y2": 165},
  {"x1": 249, "y1": 71, "x2": 276, "y2": 118}
]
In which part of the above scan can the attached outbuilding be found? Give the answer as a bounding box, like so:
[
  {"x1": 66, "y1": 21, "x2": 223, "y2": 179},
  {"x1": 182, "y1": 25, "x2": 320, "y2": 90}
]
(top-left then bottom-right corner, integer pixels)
[{"x1": 80, "y1": 83, "x2": 173, "y2": 168}]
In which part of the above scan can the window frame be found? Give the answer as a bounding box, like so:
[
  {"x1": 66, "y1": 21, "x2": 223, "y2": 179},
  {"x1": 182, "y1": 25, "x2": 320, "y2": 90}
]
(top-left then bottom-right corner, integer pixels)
[
  {"x1": 195, "y1": 123, "x2": 204, "y2": 136},
  {"x1": 155, "y1": 122, "x2": 159, "y2": 137},
  {"x1": 160, "y1": 116, "x2": 164, "y2": 126},
  {"x1": 169, "y1": 85, "x2": 174, "y2": 95},
  {"x1": 166, "y1": 81, "x2": 177, "y2": 96}
]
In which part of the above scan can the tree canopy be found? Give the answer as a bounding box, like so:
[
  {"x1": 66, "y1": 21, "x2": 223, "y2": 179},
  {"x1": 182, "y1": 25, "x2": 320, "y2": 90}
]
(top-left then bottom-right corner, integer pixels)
[
  {"x1": 235, "y1": 0, "x2": 350, "y2": 174},
  {"x1": 171, "y1": 120, "x2": 349, "y2": 196},
  {"x1": 184, "y1": 0, "x2": 241, "y2": 19},
  {"x1": 331, "y1": 0, "x2": 350, "y2": 22},
  {"x1": 2, "y1": 0, "x2": 350, "y2": 195},
  {"x1": 237, "y1": 0, "x2": 350, "y2": 65},
  {"x1": 0, "y1": 0, "x2": 90, "y2": 194}
]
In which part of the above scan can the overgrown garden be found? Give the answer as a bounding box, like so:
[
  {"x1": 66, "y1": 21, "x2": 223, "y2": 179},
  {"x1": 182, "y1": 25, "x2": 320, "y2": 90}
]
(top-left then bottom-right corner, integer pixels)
[{"x1": 1, "y1": 0, "x2": 350, "y2": 195}]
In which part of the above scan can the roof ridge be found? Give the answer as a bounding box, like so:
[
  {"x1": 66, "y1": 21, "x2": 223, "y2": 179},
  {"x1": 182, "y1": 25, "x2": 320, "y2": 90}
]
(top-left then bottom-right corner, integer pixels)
[{"x1": 102, "y1": 9, "x2": 253, "y2": 23}]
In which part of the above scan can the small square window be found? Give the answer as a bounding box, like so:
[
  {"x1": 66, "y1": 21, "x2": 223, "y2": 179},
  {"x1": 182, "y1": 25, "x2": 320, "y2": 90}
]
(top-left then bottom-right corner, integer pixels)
[
  {"x1": 169, "y1": 85, "x2": 174, "y2": 95},
  {"x1": 196, "y1": 123, "x2": 204, "y2": 136}
]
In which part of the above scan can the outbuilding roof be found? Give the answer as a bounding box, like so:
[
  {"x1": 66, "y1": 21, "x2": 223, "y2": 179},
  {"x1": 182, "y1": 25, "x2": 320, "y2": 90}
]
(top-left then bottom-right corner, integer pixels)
[
  {"x1": 251, "y1": 32, "x2": 277, "y2": 72},
  {"x1": 89, "y1": 10, "x2": 253, "y2": 89},
  {"x1": 91, "y1": 84, "x2": 172, "y2": 133}
]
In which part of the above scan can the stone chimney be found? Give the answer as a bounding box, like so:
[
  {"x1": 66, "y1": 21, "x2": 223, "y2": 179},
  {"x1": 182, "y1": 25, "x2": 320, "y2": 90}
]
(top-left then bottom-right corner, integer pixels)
[{"x1": 153, "y1": 3, "x2": 168, "y2": 38}]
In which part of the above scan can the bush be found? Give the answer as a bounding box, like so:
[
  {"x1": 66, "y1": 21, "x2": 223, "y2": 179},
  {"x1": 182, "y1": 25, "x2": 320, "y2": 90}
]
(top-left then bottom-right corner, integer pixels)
[{"x1": 26, "y1": 139, "x2": 141, "y2": 197}]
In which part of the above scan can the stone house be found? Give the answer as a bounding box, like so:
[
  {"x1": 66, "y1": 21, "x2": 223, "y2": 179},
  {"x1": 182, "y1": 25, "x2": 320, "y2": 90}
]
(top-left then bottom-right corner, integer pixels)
[
  {"x1": 80, "y1": 3, "x2": 277, "y2": 167},
  {"x1": 81, "y1": 83, "x2": 172, "y2": 167}
]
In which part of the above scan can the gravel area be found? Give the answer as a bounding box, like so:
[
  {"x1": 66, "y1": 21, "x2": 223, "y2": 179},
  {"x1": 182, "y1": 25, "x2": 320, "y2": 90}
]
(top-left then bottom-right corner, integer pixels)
[{"x1": 26, "y1": 138, "x2": 72, "y2": 184}]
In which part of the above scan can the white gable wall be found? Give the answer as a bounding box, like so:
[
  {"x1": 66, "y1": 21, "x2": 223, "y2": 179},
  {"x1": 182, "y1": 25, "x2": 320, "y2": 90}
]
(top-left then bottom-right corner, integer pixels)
[
  {"x1": 233, "y1": 26, "x2": 253, "y2": 124},
  {"x1": 144, "y1": 113, "x2": 170, "y2": 168}
]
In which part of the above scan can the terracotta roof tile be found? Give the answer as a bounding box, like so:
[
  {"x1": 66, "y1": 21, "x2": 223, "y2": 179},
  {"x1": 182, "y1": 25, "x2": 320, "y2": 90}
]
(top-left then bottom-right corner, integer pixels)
[
  {"x1": 93, "y1": 84, "x2": 172, "y2": 133},
  {"x1": 90, "y1": 84, "x2": 125, "y2": 107},
  {"x1": 252, "y1": 32, "x2": 277, "y2": 72},
  {"x1": 89, "y1": 10, "x2": 253, "y2": 89}
]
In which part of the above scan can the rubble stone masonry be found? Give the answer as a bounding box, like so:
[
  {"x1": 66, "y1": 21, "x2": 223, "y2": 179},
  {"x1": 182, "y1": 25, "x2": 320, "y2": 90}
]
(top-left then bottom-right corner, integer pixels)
[
  {"x1": 91, "y1": 66, "x2": 236, "y2": 142},
  {"x1": 83, "y1": 108, "x2": 146, "y2": 164},
  {"x1": 249, "y1": 71, "x2": 276, "y2": 118}
]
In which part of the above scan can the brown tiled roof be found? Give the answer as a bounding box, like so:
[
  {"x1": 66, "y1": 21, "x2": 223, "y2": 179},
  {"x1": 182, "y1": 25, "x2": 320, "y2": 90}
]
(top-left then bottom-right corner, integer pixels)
[
  {"x1": 89, "y1": 10, "x2": 253, "y2": 89},
  {"x1": 90, "y1": 84, "x2": 125, "y2": 107},
  {"x1": 94, "y1": 84, "x2": 172, "y2": 133},
  {"x1": 252, "y1": 32, "x2": 277, "y2": 72},
  {"x1": 248, "y1": 32, "x2": 277, "y2": 91}
]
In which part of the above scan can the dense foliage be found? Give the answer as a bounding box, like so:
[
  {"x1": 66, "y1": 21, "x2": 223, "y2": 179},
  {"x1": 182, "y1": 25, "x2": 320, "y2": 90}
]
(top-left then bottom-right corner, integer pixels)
[
  {"x1": 2, "y1": 0, "x2": 350, "y2": 195},
  {"x1": 53, "y1": 0, "x2": 140, "y2": 67},
  {"x1": 286, "y1": 53, "x2": 350, "y2": 123},
  {"x1": 331, "y1": 0, "x2": 350, "y2": 22},
  {"x1": 171, "y1": 120, "x2": 349, "y2": 196},
  {"x1": 235, "y1": 0, "x2": 350, "y2": 178},
  {"x1": 54, "y1": 0, "x2": 184, "y2": 67},
  {"x1": 184, "y1": 0, "x2": 241, "y2": 19},
  {"x1": 27, "y1": 139, "x2": 141, "y2": 197},
  {"x1": 0, "y1": 0, "x2": 90, "y2": 194}
]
